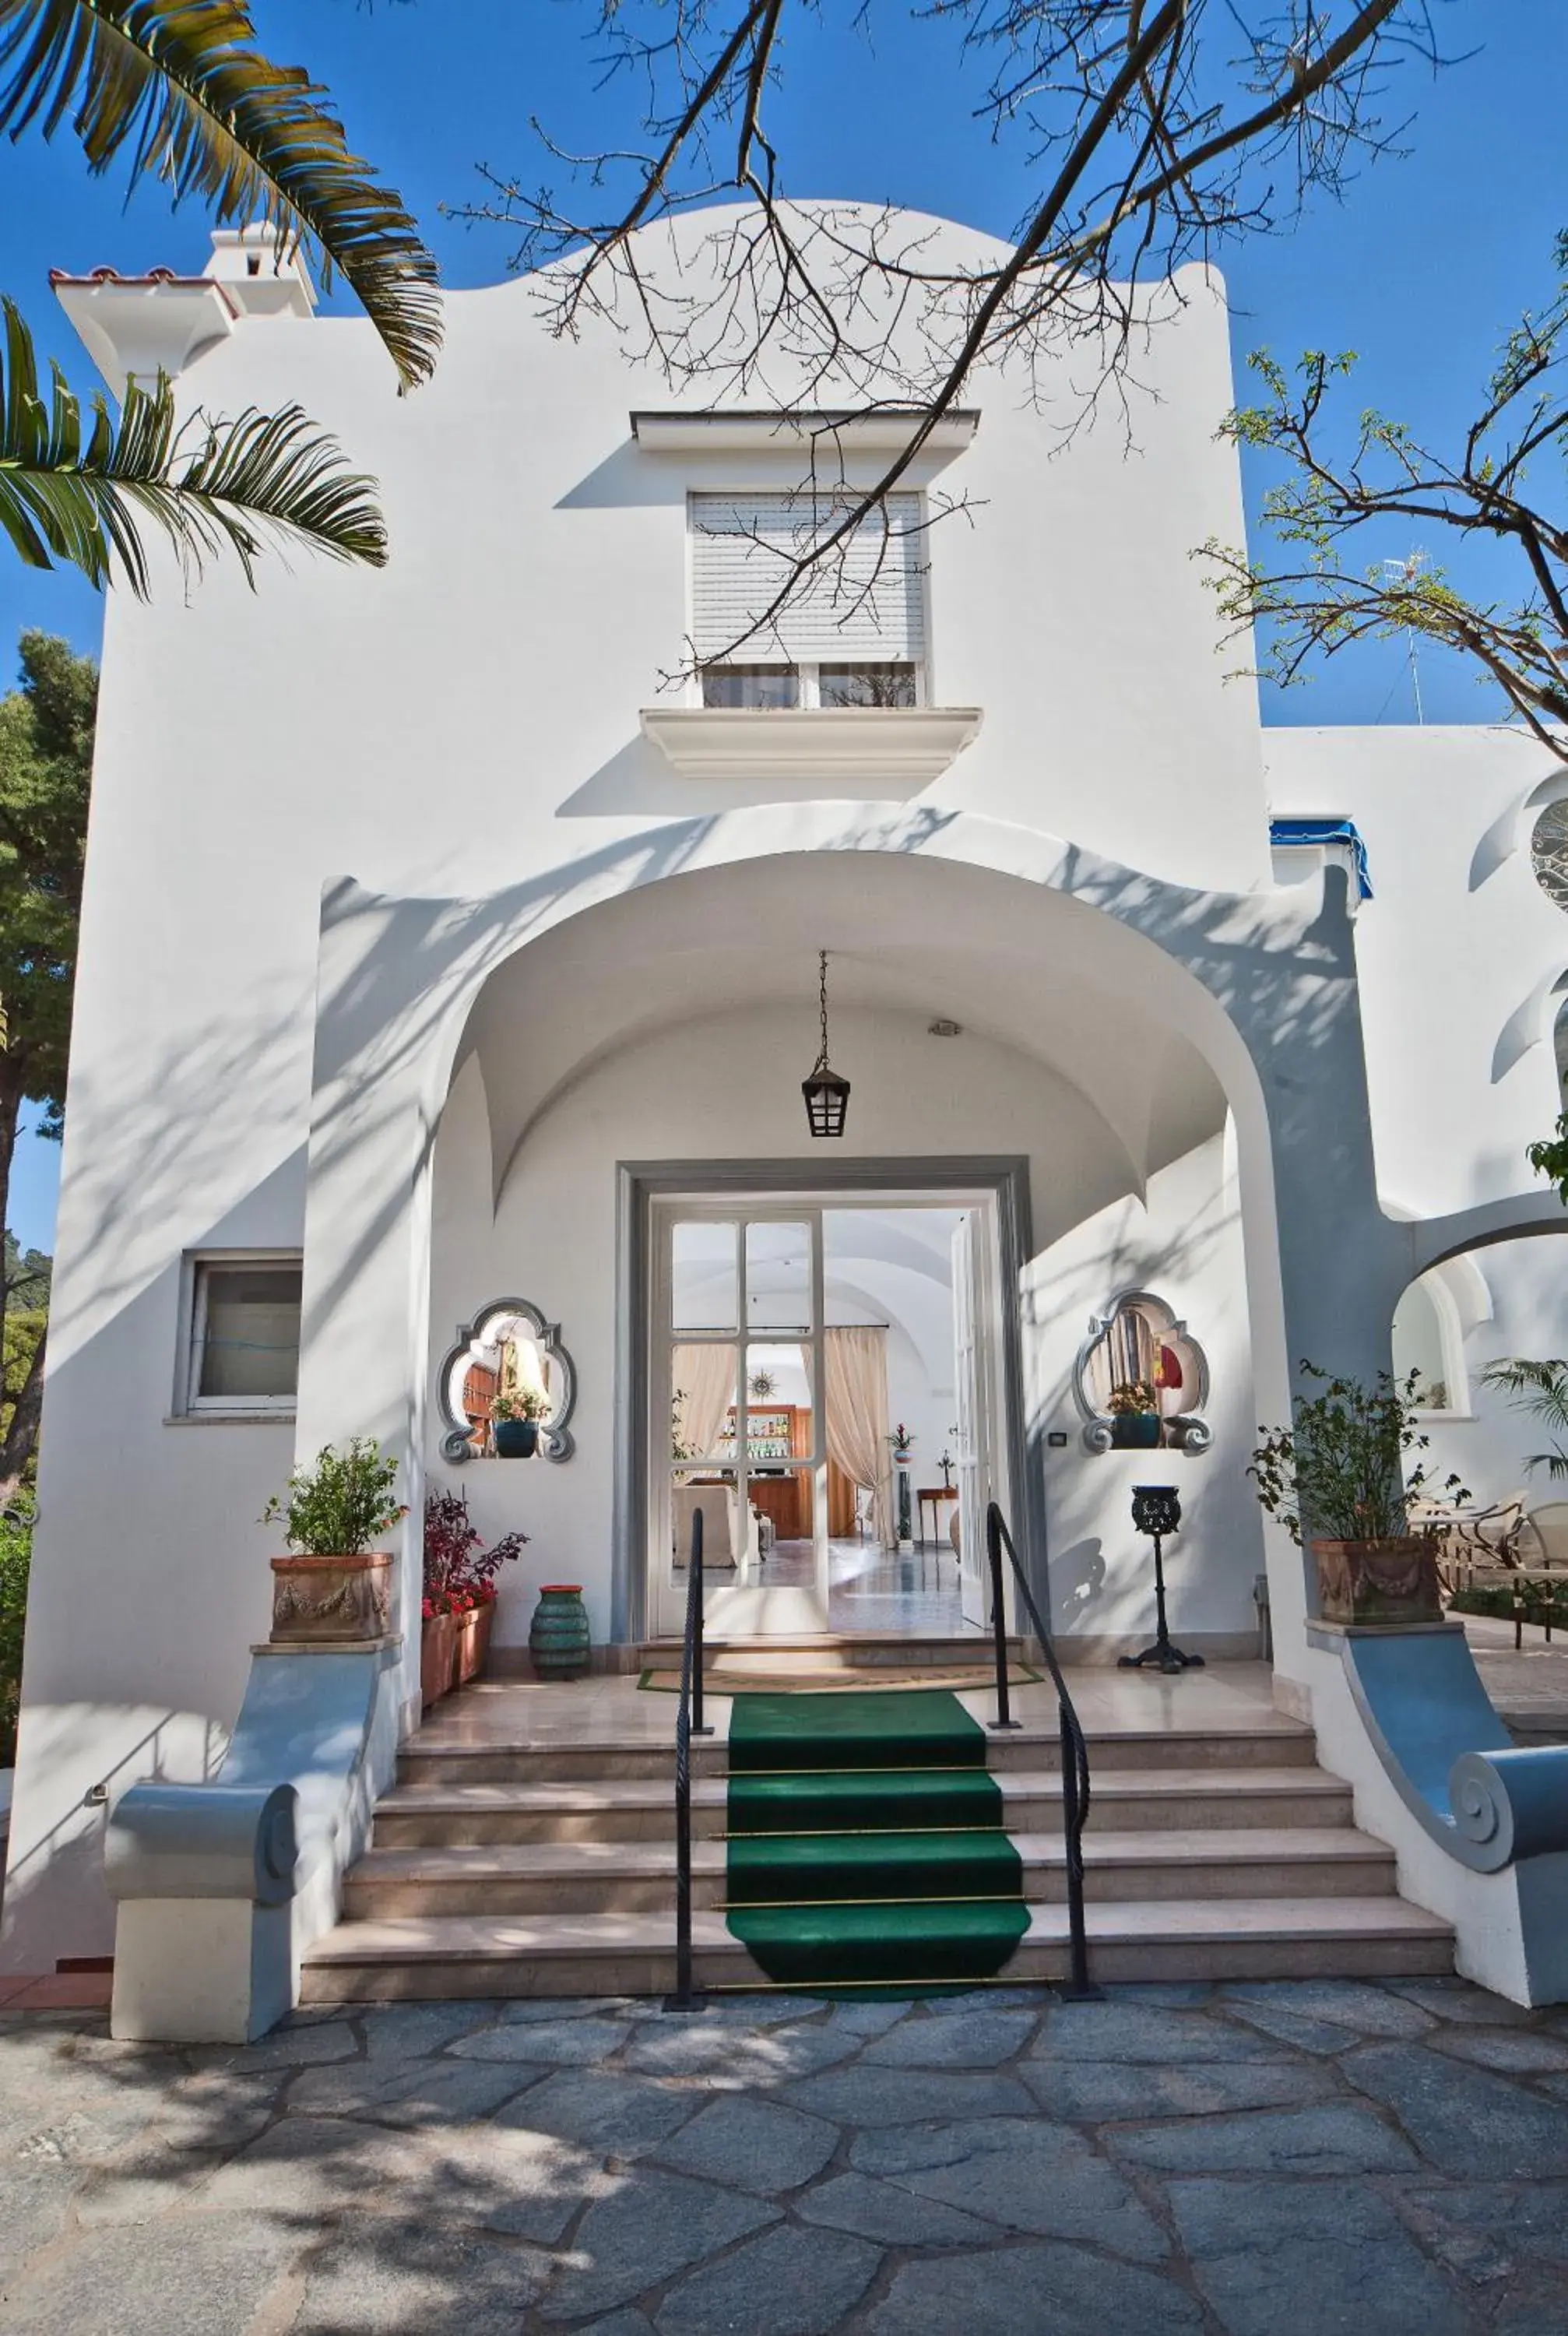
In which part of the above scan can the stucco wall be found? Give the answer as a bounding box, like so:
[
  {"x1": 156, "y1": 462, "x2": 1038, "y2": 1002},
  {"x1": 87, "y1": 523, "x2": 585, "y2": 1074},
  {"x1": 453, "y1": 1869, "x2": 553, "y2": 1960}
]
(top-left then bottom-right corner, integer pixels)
[
  {"x1": 1267, "y1": 727, "x2": 1568, "y2": 1514},
  {"x1": 1025, "y1": 1128, "x2": 1265, "y2": 1652}
]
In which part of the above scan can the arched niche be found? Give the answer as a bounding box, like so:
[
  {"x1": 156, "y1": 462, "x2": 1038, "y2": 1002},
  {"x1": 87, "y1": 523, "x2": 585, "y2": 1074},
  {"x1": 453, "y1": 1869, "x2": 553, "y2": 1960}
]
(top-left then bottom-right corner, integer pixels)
[
  {"x1": 436, "y1": 1298, "x2": 577, "y2": 1463},
  {"x1": 1073, "y1": 1291, "x2": 1211, "y2": 1455}
]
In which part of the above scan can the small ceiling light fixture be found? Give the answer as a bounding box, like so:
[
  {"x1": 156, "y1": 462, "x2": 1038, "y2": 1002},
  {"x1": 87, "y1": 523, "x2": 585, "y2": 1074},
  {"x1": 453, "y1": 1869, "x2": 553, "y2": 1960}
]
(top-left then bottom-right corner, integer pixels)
[
  {"x1": 927, "y1": 1018, "x2": 962, "y2": 1038},
  {"x1": 802, "y1": 948, "x2": 851, "y2": 1139}
]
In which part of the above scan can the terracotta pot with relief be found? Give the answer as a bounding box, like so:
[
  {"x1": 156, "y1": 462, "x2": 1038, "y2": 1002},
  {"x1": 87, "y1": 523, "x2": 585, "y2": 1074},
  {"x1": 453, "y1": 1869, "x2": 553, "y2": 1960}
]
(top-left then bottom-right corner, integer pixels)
[
  {"x1": 1311, "y1": 1537, "x2": 1443, "y2": 1628},
  {"x1": 269, "y1": 1553, "x2": 395, "y2": 1645},
  {"x1": 263, "y1": 1438, "x2": 407, "y2": 1648}
]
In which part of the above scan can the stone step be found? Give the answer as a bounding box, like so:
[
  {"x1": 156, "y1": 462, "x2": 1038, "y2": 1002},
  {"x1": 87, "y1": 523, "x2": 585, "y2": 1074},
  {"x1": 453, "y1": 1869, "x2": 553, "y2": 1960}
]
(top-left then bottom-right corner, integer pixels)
[
  {"x1": 397, "y1": 1740, "x2": 725, "y2": 1787},
  {"x1": 638, "y1": 1634, "x2": 1025, "y2": 1672},
  {"x1": 343, "y1": 1825, "x2": 1396, "y2": 1919},
  {"x1": 371, "y1": 1765, "x2": 1355, "y2": 1849},
  {"x1": 301, "y1": 1894, "x2": 1453, "y2": 2004},
  {"x1": 395, "y1": 1722, "x2": 1317, "y2": 1789}
]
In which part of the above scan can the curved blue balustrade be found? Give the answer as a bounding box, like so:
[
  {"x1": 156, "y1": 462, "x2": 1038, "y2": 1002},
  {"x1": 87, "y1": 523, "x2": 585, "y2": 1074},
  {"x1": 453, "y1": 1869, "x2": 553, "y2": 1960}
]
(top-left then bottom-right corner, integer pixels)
[{"x1": 1339, "y1": 1626, "x2": 1568, "y2": 1874}]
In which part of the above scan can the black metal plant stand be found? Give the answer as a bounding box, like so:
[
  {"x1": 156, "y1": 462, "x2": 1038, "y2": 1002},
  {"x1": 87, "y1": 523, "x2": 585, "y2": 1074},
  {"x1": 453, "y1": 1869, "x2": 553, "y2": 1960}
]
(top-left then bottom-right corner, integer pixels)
[{"x1": 1119, "y1": 1484, "x2": 1204, "y2": 1674}]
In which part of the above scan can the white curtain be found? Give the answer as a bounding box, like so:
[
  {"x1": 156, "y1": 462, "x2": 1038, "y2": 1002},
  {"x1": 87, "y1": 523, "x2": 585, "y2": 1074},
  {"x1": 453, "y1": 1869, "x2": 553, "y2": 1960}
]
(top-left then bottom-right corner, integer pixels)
[
  {"x1": 672, "y1": 1344, "x2": 737, "y2": 1462},
  {"x1": 824, "y1": 1327, "x2": 892, "y2": 1546}
]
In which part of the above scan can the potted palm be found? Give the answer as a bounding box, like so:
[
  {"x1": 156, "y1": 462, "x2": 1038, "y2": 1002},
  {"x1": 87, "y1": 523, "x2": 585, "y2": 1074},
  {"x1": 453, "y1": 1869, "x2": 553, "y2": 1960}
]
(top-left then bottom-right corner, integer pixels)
[
  {"x1": 491, "y1": 1387, "x2": 550, "y2": 1458},
  {"x1": 422, "y1": 1488, "x2": 529, "y2": 1702},
  {"x1": 1109, "y1": 1380, "x2": 1162, "y2": 1448},
  {"x1": 1250, "y1": 1365, "x2": 1468, "y2": 1625},
  {"x1": 263, "y1": 1440, "x2": 406, "y2": 1645}
]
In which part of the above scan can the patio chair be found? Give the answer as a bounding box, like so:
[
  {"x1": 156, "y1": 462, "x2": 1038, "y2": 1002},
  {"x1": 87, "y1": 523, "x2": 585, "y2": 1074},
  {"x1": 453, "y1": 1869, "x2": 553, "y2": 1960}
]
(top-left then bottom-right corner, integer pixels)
[{"x1": 1520, "y1": 1500, "x2": 1568, "y2": 1571}]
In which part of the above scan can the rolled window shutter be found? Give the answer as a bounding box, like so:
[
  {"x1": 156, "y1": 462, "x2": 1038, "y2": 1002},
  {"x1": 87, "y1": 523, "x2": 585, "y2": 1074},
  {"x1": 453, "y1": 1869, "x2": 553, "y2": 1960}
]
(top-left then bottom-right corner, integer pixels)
[{"x1": 690, "y1": 492, "x2": 926, "y2": 663}]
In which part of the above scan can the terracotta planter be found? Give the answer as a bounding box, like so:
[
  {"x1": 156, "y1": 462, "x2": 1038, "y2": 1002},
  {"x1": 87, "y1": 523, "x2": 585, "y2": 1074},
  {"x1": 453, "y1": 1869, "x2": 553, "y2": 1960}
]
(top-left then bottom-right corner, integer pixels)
[
  {"x1": 1312, "y1": 1536, "x2": 1442, "y2": 1627},
  {"x1": 420, "y1": 1610, "x2": 458, "y2": 1708},
  {"x1": 455, "y1": 1601, "x2": 495, "y2": 1686},
  {"x1": 270, "y1": 1553, "x2": 393, "y2": 1645}
]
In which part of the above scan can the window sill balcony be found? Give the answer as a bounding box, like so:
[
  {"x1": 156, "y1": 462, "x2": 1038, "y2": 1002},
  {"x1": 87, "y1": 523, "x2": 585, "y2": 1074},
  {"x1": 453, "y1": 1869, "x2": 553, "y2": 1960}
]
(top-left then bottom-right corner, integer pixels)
[
  {"x1": 640, "y1": 705, "x2": 983, "y2": 786},
  {"x1": 163, "y1": 1409, "x2": 296, "y2": 1427}
]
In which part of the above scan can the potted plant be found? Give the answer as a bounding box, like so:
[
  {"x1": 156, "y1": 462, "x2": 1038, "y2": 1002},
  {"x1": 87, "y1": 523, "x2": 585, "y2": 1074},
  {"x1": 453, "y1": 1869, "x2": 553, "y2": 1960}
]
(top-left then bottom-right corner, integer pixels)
[
  {"x1": 263, "y1": 1440, "x2": 406, "y2": 1645},
  {"x1": 885, "y1": 1425, "x2": 916, "y2": 1546},
  {"x1": 1109, "y1": 1380, "x2": 1162, "y2": 1448},
  {"x1": 423, "y1": 1488, "x2": 529, "y2": 1701},
  {"x1": 491, "y1": 1386, "x2": 550, "y2": 1458},
  {"x1": 1250, "y1": 1364, "x2": 1469, "y2": 1626}
]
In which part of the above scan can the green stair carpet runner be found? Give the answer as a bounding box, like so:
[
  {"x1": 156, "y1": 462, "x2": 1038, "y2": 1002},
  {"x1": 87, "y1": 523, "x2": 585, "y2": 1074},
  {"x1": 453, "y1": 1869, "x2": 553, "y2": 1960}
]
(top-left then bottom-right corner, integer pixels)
[{"x1": 724, "y1": 1689, "x2": 1029, "y2": 1989}]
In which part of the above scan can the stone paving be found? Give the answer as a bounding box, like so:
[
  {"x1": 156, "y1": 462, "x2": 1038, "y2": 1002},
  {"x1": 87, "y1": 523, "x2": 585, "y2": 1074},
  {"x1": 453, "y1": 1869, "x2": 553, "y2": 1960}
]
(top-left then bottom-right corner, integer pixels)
[{"x1": 3, "y1": 1978, "x2": 1568, "y2": 2333}]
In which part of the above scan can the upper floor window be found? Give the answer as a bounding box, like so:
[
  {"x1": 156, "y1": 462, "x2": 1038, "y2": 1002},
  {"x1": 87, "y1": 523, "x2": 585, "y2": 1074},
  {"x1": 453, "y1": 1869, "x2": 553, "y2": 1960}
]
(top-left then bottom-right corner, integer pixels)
[
  {"x1": 179, "y1": 1254, "x2": 302, "y2": 1415},
  {"x1": 691, "y1": 491, "x2": 927, "y2": 705},
  {"x1": 701, "y1": 660, "x2": 919, "y2": 710}
]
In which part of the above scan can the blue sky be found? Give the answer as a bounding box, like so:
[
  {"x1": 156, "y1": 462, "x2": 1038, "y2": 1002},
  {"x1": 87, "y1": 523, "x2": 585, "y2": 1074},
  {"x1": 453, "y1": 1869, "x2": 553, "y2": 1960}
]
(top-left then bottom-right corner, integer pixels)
[{"x1": 2, "y1": 0, "x2": 1565, "y2": 1250}]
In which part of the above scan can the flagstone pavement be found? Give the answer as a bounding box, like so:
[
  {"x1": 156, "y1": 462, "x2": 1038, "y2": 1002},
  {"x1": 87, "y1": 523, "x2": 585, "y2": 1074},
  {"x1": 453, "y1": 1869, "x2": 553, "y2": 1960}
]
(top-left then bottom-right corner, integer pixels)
[{"x1": 3, "y1": 1978, "x2": 1568, "y2": 2334}]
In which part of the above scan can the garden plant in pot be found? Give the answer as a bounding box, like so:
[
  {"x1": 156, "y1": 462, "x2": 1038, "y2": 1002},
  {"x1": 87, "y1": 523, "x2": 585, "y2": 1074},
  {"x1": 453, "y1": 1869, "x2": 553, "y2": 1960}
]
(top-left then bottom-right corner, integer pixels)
[
  {"x1": 491, "y1": 1386, "x2": 550, "y2": 1458},
  {"x1": 1250, "y1": 1365, "x2": 1468, "y2": 1626},
  {"x1": 263, "y1": 1441, "x2": 406, "y2": 1646},
  {"x1": 422, "y1": 1489, "x2": 529, "y2": 1708},
  {"x1": 1109, "y1": 1379, "x2": 1162, "y2": 1449}
]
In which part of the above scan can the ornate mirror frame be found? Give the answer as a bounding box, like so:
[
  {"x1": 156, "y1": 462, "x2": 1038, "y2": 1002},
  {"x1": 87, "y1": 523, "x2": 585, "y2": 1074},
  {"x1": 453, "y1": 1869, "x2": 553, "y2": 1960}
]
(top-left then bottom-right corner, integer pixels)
[
  {"x1": 1071, "y1": 1289, "x2": 1211, "y2": 1456},
  {"x1": 437, "y1": 1297, "x2": 578, "y2": 1465}
]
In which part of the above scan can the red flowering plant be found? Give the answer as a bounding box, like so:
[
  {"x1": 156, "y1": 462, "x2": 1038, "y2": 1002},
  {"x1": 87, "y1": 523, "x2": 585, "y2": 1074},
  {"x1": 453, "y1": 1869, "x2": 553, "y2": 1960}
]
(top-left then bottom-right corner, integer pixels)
[{"x1": 423, "y1": 1489, "x2": 529, "y2": 1618}]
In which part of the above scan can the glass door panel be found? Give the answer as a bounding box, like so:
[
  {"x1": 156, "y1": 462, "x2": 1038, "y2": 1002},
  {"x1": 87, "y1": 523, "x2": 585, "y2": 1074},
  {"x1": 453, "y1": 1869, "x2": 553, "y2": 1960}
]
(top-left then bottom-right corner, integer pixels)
[
  {"x1": 744, "y1": 1222, "x2": 812, "y2": 1335},
  {"x1": 652, "y1": 1208, "x2": 828, "y2": 1638},
  {"x1": 673, "y1": 1221, "x2": 738, "y2": 1332}
]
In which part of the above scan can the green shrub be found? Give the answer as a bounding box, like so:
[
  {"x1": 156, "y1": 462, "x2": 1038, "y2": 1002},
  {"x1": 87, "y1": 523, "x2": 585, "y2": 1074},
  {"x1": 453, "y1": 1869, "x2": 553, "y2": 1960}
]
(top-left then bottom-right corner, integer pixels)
[
  {"x1": 1250, "y1": 1364, "x2": 1468, "y2": 1544},
  {"x1": 0, "y1": 1497, "x2": 32, "y2": 1766},
  {"x1": 262, "y1": 1441, "x2": 405, "y2": 1556},
  {"x1": 1449, "y1": 1581, "x2": 1568, "y2": 1630}
]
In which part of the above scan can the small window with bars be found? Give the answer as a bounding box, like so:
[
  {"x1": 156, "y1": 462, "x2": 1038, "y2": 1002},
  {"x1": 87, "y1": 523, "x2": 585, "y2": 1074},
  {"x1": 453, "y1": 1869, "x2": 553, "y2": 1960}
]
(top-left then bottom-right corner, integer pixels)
[
  {"x1": 690, "y1": 491, "x2": 927, "y2": 707},
  {"x1": 181, "y1": 1255, "x2": 302, "y2": 1413}
]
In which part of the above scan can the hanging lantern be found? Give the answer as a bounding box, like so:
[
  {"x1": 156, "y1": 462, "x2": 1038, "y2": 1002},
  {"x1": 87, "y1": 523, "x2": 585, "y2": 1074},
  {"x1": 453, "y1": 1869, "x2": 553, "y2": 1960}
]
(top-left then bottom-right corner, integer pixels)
[{"x1": 802, "y1": 948, "x2": 850, "y2": 1138}]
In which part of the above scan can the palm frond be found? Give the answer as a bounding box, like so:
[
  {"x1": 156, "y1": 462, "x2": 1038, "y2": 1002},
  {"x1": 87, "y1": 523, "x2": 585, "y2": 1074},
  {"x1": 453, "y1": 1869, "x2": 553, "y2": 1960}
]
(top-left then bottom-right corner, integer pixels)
[
  {"x1": 0, "y1": 1, "x2": 441, "y2": 389},
  {"x1": 1482, "y1": 1356, "x2": 1568, "y2": 1438},
  {"x1": 1, "y1": 294, "x2": 386, "y2": 592}
]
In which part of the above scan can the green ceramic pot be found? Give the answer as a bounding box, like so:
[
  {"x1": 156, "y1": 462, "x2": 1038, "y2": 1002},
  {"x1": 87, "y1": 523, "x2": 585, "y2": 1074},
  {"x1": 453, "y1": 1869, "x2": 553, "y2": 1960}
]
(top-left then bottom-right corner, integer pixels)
[
  {"x1": 1111, "y1": 1413, "x2": 1162, "y2": 1449},
  {"x1": 529, "y1": 1583, "x2": 592, "y2": 1680}
]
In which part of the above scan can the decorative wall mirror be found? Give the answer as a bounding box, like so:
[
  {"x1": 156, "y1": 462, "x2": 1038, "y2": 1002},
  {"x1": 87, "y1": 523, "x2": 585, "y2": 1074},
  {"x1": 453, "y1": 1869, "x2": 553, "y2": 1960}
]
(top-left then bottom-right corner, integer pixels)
[
  {"x1": 1073, "y1": 1291, "x2": 1211, "y2": 1455},
  {"x1": 437, "y1": 1299, "x2": 577, "y2": 1463}
]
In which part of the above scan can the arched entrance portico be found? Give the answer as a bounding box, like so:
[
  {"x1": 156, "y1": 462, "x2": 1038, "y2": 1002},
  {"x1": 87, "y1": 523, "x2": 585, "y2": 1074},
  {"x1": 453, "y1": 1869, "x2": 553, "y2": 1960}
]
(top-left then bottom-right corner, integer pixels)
[
  {"x1": 426, "y1": 846, "x2": 1260, "y2": 1655},
  {"x1": 291, "y1": 805, "x2": 1324, "y2": 1702}
]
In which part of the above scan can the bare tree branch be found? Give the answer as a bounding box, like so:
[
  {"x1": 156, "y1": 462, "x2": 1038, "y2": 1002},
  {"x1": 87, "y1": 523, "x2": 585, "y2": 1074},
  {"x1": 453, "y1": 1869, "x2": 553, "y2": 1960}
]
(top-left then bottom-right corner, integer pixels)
[
  {"x1": 1201, "y1": 239, "x2": 1568, "y2": 761},
  {"x1": 448, "y1": 2, "x2": 1447, "y2": 673}
]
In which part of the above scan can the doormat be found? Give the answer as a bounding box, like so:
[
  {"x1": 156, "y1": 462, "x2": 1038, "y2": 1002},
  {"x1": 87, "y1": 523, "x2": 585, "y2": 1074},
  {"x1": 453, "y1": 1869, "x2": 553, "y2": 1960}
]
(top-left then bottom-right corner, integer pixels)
[
  {"x1": 638, "y1": 1661, "x2": 1041, "y2": 1696},
  {"x1": 722, "y1": 1689, "x2": 1030, "y2": 1989}
]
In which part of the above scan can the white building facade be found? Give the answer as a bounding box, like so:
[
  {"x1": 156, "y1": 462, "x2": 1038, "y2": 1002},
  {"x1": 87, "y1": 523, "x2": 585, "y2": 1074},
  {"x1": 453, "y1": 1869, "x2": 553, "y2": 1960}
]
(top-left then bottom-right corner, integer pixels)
[{"x1": 5, "y1": 209, "x2": 1568, "y2": 2024}]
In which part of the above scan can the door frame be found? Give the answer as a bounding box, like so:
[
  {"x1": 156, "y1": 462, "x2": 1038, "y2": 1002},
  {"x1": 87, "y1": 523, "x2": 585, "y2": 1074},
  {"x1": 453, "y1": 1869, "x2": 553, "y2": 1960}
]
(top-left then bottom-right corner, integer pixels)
[{"x1": 613, "y1": 1156, "x2": 1044, "y2": 1643}]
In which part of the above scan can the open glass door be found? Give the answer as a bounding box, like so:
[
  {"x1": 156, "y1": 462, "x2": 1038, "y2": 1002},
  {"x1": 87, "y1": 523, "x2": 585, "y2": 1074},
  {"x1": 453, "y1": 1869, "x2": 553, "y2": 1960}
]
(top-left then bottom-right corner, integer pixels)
[
  {"x1": 951, "y1": 1207, "x2": 996, "y2": 1632},
  {"x1": 652, "y1": 1205, "x2": 829, "y2": 1638}
]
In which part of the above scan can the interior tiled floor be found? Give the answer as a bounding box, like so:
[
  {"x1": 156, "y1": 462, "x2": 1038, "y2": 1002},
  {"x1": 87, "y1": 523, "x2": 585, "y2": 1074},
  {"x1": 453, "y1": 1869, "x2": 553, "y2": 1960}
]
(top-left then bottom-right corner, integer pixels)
[{"x1": 759, "y1": 1535, "x2": 970, "y2": 1636}]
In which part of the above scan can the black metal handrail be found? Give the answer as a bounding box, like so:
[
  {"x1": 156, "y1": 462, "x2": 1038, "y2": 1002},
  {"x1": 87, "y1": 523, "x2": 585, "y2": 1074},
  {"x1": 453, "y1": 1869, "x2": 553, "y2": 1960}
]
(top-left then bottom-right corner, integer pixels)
[
  {"x1": 668, "y1": 1503, "x2": 711, "y2": 2011},
  {"x1": 985, "y1": 1499, "x2": 1098, "y2": 2000}
]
